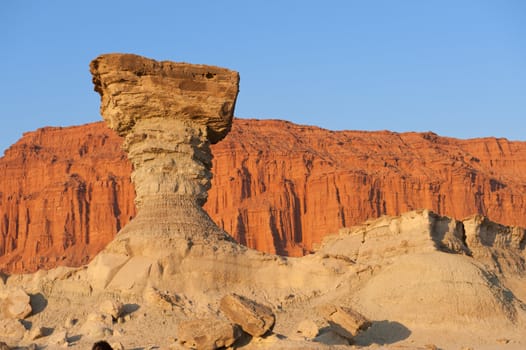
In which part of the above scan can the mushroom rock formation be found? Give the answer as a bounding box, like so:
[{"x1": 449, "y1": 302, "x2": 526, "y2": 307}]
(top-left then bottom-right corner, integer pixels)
[
  {"x1": 89, "y1": 53, "x2": 240, "y2": 257},
  {"x1": 85, "y1": 54, "x2": 338, "y2": 300},
  {"x1": 0, "y1": 54, "x2": 524, "y2": 348}
]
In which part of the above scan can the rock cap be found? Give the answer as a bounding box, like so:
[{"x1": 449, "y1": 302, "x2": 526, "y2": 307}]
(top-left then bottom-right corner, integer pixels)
[{"x1": 90, "y1": 53, "x2": 239, "y2": 143}]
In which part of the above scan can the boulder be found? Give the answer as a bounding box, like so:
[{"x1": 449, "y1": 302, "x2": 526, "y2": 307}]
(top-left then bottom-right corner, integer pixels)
[
  {"x1": 46, "y1": 329, "x2": 68, "y2": 347},
  {"x1": 99, "y1": 299, "x2": 124, "y2": 320},
  {"x1": 295, "y1": 319, "x2": 319, "y2": 339},
  {"x1": 0, "y1": 288, "x2": 32, "y2": 319},
  {"x1": 318, "y1": 304, "x2": 371, "y2": 340},
  {"x1": 0, "y1": 319, "x2": 26, "y2": 341},
  {"x1": 25, "y1": 326, "x2": 45, "y2": 341},
  {"x1": 80, "y1": 312, "x2": 113, "y2": 338},
  {"x1": 177, "y1": 317, "x2": 241, "y2": 350},
  {"x1": 143, "y1": 286, "x2": 174, "y2": 310},
  {"x1": 219, "y1": 294, "x2": 275, "y2": 337},
  {"x1": 111, "y1": 342, "x2": 125, "y2": 350}
]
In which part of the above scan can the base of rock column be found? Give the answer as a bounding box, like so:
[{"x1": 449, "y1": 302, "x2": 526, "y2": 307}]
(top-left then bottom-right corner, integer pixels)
[{"x1": 102, "y1": 195, "x2": 238, "y2": 259}]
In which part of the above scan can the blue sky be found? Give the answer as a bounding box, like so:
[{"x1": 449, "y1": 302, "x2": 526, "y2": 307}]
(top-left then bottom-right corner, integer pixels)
[{"x1": 1, "y1": 1, "x2": 525, "y2": 154}]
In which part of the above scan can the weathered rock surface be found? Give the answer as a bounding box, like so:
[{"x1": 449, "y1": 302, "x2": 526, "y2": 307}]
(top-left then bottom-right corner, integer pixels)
[
  {"x1": 1, "y1": 208, "x2": 525, "y2": 348},
  {"x1": 2, "y1": 119, "x2": 526, "y2": 273},
  {"x1": 176, "y1": 317, "x2": 241, "y2": 350},
  {"x1": 318, "y1": 305, "x2": 371, "y2": 340},
  {"x1": 0, "y1": 287, "x2": 32, "y2": 319},
  {"x1": 0, "y1": 122, "x2": 135, "y2": 273},
  {"x1": 295, "y1": 319, "x2": 319, "y2": 339},
  {"x1": 89, "y1": 53, "x2": 240, "y2": 258},
  {"x1": 80, "y1": 312, "x2": 113, "y2": 338},
  {"x1": 98, "y1": 299, "x2": 124, "y2": 320},
  {"x1": 219, "y1": 294, "x2": 275, "y2": 337},
  {"x1": 90, "y1": 53, "x2": 239, "y2": 145},
  {"x1": 0, "y1": 319, "x2": 26, "y2": 341}
]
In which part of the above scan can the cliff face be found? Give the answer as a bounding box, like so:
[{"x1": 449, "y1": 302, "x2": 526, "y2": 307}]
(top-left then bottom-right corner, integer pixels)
[
  {"x1": 1, "y1": 118, "x2": 525, "y2": 272},
  {"x1": 0, "y1": 123, "x2": 135, "y2": 272},
  {"x1": 209, "y1": 119, "x2": 526, "y2": 255}
]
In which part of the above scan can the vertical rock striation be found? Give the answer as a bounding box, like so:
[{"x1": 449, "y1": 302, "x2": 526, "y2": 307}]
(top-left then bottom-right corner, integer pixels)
[
  {"x1": 1, "y1": 118, "x2": 526, "y2": 272},
  {"x1": 89, "y1": 53, "x2": 240, "y2": 256},
  {"x1": 0, "y1": 123, "x2": 135, "y2": 272}
]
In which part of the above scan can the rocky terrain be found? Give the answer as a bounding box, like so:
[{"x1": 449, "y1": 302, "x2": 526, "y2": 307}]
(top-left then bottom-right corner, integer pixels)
[
  {"x1": 0, "y1": 53, "x2": 524, "y2": 350},
  {"x1": 0, "y1": 209, "x2": 525, "y2": 350},
  {"x1": 2, "y1": 118, "x2": 526, "y2": 272}
]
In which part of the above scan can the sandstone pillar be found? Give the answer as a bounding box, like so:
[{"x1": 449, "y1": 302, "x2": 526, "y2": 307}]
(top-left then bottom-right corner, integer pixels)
[{"x1": 89, "y1": 53, "x2": 240, "y2": 256}]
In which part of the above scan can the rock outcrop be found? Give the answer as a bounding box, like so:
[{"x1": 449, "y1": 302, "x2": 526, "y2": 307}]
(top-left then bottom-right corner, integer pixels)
[
  {"x1": 3, "y1": 208, "x2": 524, "y2": 349},
  {"x1": 0, "y1": 122, "x2": 135, "y2": 273},
  {"x1": 318, "y1": 305, "x2": 371, "y2": 341},
  {"x1": 219, "y1": 293, "x2": 275, "y2": 337},
  {"x1": 176, "y1": 317, "x2": 241, "y2": 350},
  {"x1": 2, "y1": 119, "x2": 526, "y2": 272},
  {"x1": 88, "y1": 53, "x2": 239, "y2": 258}
]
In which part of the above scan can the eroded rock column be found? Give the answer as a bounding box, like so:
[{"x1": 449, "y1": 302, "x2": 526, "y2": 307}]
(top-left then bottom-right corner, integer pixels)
[{"x1": 89, "y1": 53, "x2": 240, "y2": 254}]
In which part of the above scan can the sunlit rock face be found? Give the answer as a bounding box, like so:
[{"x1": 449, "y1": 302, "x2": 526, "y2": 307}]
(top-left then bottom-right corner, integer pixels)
[
  {"x1": 90, "y1": 53, "x2": 239, "y2": 208},
  {"x1": 89, "y1": 53, "x2": 240, "y2": 256}
]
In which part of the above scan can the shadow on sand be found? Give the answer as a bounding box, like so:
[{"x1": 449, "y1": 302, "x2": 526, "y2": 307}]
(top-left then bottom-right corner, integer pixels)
[{"x1": 353, "y1": 320, "x2": 411, "y2": 346}]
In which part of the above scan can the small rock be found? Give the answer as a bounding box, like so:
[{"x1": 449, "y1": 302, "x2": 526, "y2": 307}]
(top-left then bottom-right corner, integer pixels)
[
  {"x1": 143, "y1": 287, "x2": 174, "y2": 310},
  {"x1": 295, "y1": 319, "x2": 319, "y2": 339},
  {"x1": 99, "y1": 299, "x2": 124, "y2": 320},
  {"x1": 81, "y1": 313, "x2": 113, "y2": 338},
  {"x1": 318, "y1": 304, "x2": 371, "y2": 340},
  {"x1": 219, "y1": 293, "x2": 275, "y2": 337},
  {"x1": 252, "y1": 333, "x2": 280, "y2": 344},
  {"x1": 496, "y1": 338, "x2": 510, "y2": 344},
  {"x1": 0, "y1": 288, "x2": 32, "y2": 319},
  {"x1": 64, "y1": 316, "x2": 77, "y2": 329},
  {"x1": 424, "y1": 345, "x2": 439, "y2": 350},
  {"x1": 25, "y1": 326, "x2": 45, "y2": 341},
  {"x1": 177, "y1": 317, "x2": 241, "y2": 350},
  {"x1": 47, "y1": 330, "x2": 68, "y2": 347},
  {"x1": 0, "y1": 319, "x2": 26, "y2": 341},
  {"x1": 111, "y1": 341, "x2": 125, "y2": 350}
]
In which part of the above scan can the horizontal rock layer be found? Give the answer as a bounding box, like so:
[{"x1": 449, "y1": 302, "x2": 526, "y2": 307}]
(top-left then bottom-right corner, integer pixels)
[{"x1": 1, "y1": 118, "x2": 526, "y2": 272}]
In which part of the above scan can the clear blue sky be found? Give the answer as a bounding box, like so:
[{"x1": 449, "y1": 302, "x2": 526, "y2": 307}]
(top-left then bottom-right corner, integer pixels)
[{"x1": 1, "y1": 1, "x2": 525, "y2": 154}]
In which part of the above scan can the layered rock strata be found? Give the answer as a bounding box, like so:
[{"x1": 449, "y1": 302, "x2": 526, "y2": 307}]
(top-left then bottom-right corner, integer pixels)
[
  {"x1": 2, "y1": 119, "x2": 526, "y2": 272},
  {"x1": 89, "y1": 53, "x2": 240, "y2": 257}
]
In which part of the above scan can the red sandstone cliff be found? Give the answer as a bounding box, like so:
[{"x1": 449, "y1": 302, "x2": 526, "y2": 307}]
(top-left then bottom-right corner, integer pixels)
[
  {"x1": 0, "y1": 123, "x2": 135, "y2": 272},
  {"x1": 1, "y1": 118, "x2": 525, "y2": 272}
]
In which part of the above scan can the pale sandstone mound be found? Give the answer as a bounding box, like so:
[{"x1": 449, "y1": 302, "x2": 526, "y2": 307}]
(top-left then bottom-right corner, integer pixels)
[
  {"x1": 2, "y1": 211, "x2": 525, "y2": 349},
  {"x1": 318, "y1": 210, "x2": 526, "y2": 333}
]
